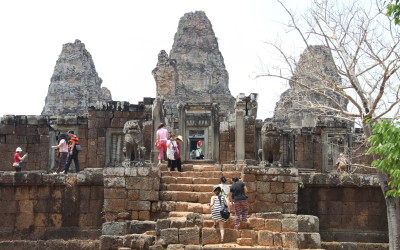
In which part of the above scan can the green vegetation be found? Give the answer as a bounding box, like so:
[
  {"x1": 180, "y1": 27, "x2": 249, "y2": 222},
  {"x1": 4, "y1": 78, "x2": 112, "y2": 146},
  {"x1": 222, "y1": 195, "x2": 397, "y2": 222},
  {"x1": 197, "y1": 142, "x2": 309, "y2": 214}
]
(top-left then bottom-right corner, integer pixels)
[
  {"x1": 368, "y1": 120, "x2": 400, "y2": 197},
  {"x1": 387, "y1": 0, "x2": 400, "y2": 24}
]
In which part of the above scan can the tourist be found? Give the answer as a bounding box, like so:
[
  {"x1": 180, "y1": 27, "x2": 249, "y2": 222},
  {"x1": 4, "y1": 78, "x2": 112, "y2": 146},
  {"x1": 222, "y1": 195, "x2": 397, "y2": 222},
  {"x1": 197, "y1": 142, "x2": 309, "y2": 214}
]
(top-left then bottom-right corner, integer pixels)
[
  {"x1": 64, "y1": 130, "x2": 81, "y2": 174},
  {"x1": 51, "y1": 133, "x2": 69, "y2": 174},
  {"x1": 175, "y1": 135, "x2": 183, "y2": 172},
  {"x1": 336, "y1": 153, "x2": 350, "y2": 173},
  {"x1": 219, "y1": 176, "x2": 230, "y2": 201},
  {"x1": 230, "y1": 176, "x2": 249, "y2": 230},
  {"x1": 166, "y1": 134, "x2": 179, "y2": 172},
  {"x1": 156, "y1": 123, "x2": 168, "y2": 164},
  {"x1": 13, "y1": 147, "x2": 28, "y2": 172},
  {"x1": 209, "y1": 185, "x2": 229, "y2": 243},
  {"x1": 195, "y1": 140, "x2": 203, "y2": 159}
]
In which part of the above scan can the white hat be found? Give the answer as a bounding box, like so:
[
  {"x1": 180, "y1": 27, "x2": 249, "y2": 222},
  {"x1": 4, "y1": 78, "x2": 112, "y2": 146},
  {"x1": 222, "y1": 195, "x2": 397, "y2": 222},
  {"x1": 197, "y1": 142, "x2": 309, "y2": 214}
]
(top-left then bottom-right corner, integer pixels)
[
  {"x1": 177, "y1": 135, "x2": 183, "y2": 141},
  {"x1": 16, "y1": 147, "x2": 22, "y2": 152}
]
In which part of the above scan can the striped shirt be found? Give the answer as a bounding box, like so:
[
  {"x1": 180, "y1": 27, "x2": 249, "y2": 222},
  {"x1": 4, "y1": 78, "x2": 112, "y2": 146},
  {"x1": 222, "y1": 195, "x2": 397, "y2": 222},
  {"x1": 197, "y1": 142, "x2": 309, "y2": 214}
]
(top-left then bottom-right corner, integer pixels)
[{"x1": 69, "y1": 136, "x2": 79, "y2": 149}]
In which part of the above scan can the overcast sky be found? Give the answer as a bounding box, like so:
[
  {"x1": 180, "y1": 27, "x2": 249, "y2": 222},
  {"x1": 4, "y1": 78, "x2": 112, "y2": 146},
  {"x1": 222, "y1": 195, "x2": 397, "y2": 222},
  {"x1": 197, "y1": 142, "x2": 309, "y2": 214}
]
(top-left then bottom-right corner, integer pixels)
[{"x1": 0, "y1": 0, "x2": 310, "y2": 119}]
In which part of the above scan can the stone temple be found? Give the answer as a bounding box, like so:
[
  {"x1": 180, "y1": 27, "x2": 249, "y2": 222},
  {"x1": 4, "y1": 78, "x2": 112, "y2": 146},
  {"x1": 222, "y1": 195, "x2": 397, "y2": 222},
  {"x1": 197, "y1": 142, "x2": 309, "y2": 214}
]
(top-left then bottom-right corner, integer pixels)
[{"x1": 0, "y1": 11, "x2": 388, "y2": 250}]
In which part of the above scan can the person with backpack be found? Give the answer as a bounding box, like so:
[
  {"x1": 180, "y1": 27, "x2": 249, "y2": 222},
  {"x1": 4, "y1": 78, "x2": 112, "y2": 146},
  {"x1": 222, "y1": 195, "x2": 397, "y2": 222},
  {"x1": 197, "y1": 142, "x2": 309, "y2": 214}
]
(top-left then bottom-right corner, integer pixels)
[
  {"x1": 64, "y1": 130, "x2": 81, "y2": 174},
  {"x1": 51, "y1": 133, "x2": 69, "y2": 174},
  {"x1": 218, "y1": 176, "x2": 230, "y2": 201}
]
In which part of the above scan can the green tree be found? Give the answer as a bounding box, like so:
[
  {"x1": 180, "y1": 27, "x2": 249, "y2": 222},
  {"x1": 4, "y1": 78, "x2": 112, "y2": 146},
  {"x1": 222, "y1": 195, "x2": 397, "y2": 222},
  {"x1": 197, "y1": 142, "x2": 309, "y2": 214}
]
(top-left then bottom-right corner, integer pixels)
[
  {"x1": 368, "y1": 120, "x2": 400, "y2": 198},
  {"x1": 387, "y1": 0, "x2": 400, "y2": 24}
]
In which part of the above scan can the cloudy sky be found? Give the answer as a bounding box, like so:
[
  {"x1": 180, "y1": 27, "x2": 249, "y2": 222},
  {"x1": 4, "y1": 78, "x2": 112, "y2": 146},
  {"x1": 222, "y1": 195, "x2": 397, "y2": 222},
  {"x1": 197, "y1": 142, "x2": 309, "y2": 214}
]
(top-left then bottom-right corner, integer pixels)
[{"x1": 0, "y1": 0, "x2": 309, "y2": 119}]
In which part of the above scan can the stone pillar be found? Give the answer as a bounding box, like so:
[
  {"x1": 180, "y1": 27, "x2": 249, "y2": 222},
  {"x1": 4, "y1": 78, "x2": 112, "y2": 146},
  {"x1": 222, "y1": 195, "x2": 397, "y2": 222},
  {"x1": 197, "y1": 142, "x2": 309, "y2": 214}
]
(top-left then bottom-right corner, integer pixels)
[
  {"x1": 235, "y1": 109, "x2": 245, "y2": 163},
  {"x1": 151, "y1": 98, "x2": 163, "y2": 163},
  {"x1": 178, "y1": 103, "x2": 187, "y2": 161}
]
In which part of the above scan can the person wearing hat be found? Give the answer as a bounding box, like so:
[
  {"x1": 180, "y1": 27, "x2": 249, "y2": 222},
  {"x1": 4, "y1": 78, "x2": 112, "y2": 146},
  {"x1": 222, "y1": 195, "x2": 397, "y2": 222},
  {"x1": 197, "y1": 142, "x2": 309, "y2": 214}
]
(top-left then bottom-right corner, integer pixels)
[
  {"x1": 13, "y1": 147, "x2": 28, "y2": 172},
  {"x1": 156, "y1": 123, "x2": 168, "y2": 164},
  {"x1": 230, "y1": 177, "x2": 249, "y2": 230},
  {"x1": 209, "y1": 185, "x2": 230, "y2": 243},
  {"x1": 195, "y1": 140, "x2": 203, "y2": 160}
]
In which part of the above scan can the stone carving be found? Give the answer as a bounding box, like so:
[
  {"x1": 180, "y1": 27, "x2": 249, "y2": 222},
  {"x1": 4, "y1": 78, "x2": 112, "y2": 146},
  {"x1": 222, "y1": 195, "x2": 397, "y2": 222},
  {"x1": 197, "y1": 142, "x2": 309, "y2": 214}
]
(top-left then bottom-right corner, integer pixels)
[
  {"x1": 42, "y1": 39, "x2": 112, "y2": 116},
  {"x1": 122, "y1": 120, "x2": 146, "y2": 165},
  {"x1": 260, "y1": 122, "x2": 281, "y2": 166},
  {"x1": 152, "y1": 11, "x2": 235, "y2": 116}
]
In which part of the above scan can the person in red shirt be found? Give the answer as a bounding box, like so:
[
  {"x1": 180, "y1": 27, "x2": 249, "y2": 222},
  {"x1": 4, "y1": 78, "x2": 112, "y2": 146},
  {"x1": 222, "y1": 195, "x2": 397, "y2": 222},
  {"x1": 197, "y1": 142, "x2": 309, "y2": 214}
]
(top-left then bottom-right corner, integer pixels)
[
  {"x1": 63, "y1": 130, "x2": 80, "y2": 174},
  {"x1": 13, "y1": 147, "x2": 28, "y2": 172}
]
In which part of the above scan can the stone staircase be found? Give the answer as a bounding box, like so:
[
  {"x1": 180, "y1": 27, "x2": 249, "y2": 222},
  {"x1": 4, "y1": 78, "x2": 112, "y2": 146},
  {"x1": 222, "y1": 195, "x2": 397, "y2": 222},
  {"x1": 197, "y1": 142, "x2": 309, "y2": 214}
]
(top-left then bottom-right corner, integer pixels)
[{"x1": 100, "y1": 163, "x2": 323, "y2": 249}]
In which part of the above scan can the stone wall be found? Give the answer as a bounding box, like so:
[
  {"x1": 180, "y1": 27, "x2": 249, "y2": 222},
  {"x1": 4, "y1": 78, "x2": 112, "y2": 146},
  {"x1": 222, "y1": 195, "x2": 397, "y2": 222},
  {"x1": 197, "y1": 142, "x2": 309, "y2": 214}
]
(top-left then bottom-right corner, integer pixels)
[
  {"x1": 294, "y1": 133, "x2": 323, "y2": 170},
  {"x1": 103, "y1": 165, "x2": 160, "y2": 222},
  {"x1": 242, "y1": 167, "x2": 299, "y2": 214},
  {"x1": 219, "y1": 121, "x2": 236, "y2": 163},
  {"x1": 298, "y1": 173, "x2": 388, "y2": 243},
  {"x1": 87, "y1": 100, "x2": 154, "y2": 168},
  {"x1": 0, "y1": 169, "x2": 104, "y2": 240},
  {"x1": 0, "y1": 115, "x2": 88, "y2": 172},
  {"x1": 0, "y1": 100, "x2": 154, "y2": 172}
]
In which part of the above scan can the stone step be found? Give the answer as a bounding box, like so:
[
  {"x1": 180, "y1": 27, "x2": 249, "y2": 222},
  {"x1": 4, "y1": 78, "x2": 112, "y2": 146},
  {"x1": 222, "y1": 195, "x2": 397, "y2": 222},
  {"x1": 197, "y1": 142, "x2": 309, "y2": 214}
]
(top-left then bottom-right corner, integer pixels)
[
  {"x1": 161, "y1": 170, "x2": 240, "y2": 180},
  {"x1": 161, "y1": 176, "x2": 226, "y2": 185},
  {"x1": 159, "y1": 191, "x2": 212, "y2": 203},
  {"x1": 160, "y1": 183, "x2": 216, "y2": 192},
  {"x1": 158, "y1": 163, "x2": 245, "y2": 172}
]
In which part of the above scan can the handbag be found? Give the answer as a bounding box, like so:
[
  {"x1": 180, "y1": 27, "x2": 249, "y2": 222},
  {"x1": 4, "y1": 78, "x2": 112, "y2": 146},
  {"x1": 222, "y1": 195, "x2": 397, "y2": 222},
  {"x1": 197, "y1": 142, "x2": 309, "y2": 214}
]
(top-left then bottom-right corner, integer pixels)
[
  {"x1": 220, "y1": 207, "x2": 230, "y2": 219},
  {"x1": 75, "y1": 144, "x2": 82, "y2": 151},
  {"x1": 13, "y1": 162, "x2": 19, "y2": 167},
  {"x1": 218, "y1": 195, "x2": 230, "y2": 219},
  {"x1": 155, "y1": 141, "x2": 162, "y2": 149}
]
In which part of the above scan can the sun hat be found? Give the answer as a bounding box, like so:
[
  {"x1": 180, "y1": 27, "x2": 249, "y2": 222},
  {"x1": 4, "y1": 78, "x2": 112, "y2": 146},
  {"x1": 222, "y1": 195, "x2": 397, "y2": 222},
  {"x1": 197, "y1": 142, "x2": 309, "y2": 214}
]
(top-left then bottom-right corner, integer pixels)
[
  {"x1": 16, "y1": 147, "x2": 22, "y2": 152},
  {"x1": 177, "y1": 135, "x2": 183, "y2": 141},
  {"x1": 212, "y1": 185, "x2": 221, "y2": 192}
]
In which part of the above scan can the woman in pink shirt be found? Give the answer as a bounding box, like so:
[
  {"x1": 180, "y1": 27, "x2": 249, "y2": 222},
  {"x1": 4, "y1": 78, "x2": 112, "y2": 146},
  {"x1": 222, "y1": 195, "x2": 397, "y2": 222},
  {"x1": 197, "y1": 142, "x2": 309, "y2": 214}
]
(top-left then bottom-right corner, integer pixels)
[
  {"x1": 52, "y1": 133, "x2": 69, "y2": 174},
  {"x1": 156, "y1": 123, "x2": 168, "y2": 164}
]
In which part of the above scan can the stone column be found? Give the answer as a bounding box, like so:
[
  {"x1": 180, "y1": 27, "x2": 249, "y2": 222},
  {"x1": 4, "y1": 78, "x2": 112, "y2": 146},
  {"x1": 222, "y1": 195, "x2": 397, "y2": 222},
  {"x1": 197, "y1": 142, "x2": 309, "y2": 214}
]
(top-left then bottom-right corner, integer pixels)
[
  {"x1": 235, "y1": 109, "x2": 245, "y2": 163},
  {"x1": 151, "y1": 98, "x2": 163, "y2": 163},
  {"x1": 178, "y1": 103, "x2": 186, "y2": 161}
]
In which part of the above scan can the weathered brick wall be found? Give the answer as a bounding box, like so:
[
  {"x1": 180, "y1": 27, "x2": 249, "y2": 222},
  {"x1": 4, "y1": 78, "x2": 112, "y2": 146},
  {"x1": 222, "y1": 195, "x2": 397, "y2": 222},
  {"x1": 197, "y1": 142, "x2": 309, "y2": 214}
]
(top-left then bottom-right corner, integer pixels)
[
  {"x1": 103, "y1": 165, "x2": 160, "y2": 222},
  {"x1": 294, "y1": 134, "x2": 323, "y2": 170},
  {"x1": 245, "y1": 117, "x2": 257, "y2": 160},
  {"x1": 0, "y1": 100, "x2": 154, "y2": 172},
  {"x1": 219, "y1": 121, "x2": 235, "y2": 163},
  {"x1": 87, "y1": 101, "x2": 153, "y2": 168},
  {"x1": 242, "y1": 166, "x2": 299, "y2": 214},
  {"x1": 0, "y1": 169, "x2": 104, "y2": 240},
  {"x1": 0, "y1": 115, "x2": 88, "y2": 172},
  {"x1": 298, "y1": 173, "x2": 388, "y2": 243}
]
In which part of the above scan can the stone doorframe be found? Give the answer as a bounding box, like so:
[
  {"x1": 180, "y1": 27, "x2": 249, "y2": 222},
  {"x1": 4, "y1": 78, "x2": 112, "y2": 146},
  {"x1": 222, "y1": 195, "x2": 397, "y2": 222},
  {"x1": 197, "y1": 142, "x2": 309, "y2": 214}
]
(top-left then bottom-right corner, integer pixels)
[
  {"x1": 321, "y1": 128, "x2": 352, "y2": 172},
  {"x1": 178, "y1": 103, "x2": 220, "y2": 162}
]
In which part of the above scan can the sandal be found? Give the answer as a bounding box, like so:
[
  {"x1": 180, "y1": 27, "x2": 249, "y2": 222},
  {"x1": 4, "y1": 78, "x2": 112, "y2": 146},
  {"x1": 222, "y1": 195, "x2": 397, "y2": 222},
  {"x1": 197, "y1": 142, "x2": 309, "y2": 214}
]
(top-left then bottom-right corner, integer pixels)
[{"x1": 211, "y1": 224, "x2": 216, "y2": 228}]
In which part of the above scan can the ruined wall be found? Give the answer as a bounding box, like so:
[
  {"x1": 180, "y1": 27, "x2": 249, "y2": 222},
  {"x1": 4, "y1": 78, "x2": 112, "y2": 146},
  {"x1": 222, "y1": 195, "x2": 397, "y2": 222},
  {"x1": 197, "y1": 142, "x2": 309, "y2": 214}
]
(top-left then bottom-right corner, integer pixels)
[
  {"x1": 298, "y1": 173, "x2": 388, "y2": 243},
  {"x1": 0, "y1": 169, "x2": 104, "y2": 240},
  {"x1": 103, "y1": 166, "x2": 160, "y2": 222},
  {"x1": 87, "y1": 100, "x2": 154, "y2": 168},
  {"x1": 242, "y1": 167, "x2": 299, "y2": 214},
  {"x1": 219, "y1": 120, "x2": 236, "y2": 163},
  {"x1": 0, "y1": 100, "x2": 153, "y2": 172},
  {"x1": 294, "y1": 133, "x2": 323, "y2": 170},
  {"x1": 0, "y1": 115, "x2": 88, "y2": 172}
]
